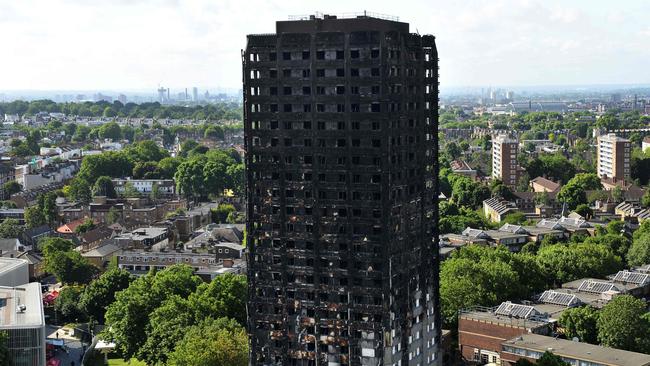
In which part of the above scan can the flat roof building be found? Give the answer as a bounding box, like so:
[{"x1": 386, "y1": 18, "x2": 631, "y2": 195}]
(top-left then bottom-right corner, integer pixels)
[
  {"x1": 597, "y1": 134, "x2": 631, "y2": 182},
  {"x1": 492, "y1": 135, "x2": 521, "y2": 187},
  {"x1": 501, "y1": 334, "x2": 650, "y2": 366},
  {"x1": 0, "y1": 282, "x2": 46, "y2": 366}
]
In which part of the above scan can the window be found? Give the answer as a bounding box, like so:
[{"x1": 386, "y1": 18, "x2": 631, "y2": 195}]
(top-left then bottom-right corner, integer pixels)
[
  {"x1": 282, "y1": 52, "x2": 291, "y2": 60},
  {"x1": 283, "y1": 104, "x2": 292, "y2": 112},
  {"x1": 269, "y1": 69, "x2": 277, "y2": 78},
  {"x1": 371, "y1": 49, "x2": 379, "y2": 58},
  {"x1": 371, "y1": 103, "x2": 381, "y2": 112},
  {"x1": 303, "y1": 86, "x2": 311, "y2": 95},
  {"x1": 351, "y1": 68, "x2": 359, "y2": 77},
  {"x1": 270, "y1": 86, "x2": 278, "y2": 95},
  {"x1": 283, "y1": 86, "x2": 292, "y2": 95},
  {"x1": 269, "y1": 52, "x2": 277, "y2": 61},
  {"x1": 316, "y1": 69, "x2": 325, "y2": 77},
  {"x1": 303, "y1": 121, "x2": 312, "y2": 129},
  {"x1": 351, "y1": 86, "x2": 359, "y2": 94},
  {"x1": 283, "y1": 69, "x2": 291, "y2": 77},
  {"x1": 302, "y1": 69, "x2": 310, "y2": 77},
  {"x1": 336, "y1": 68, "x2": 344, "y2": 77},
  {"x1": 316, "y1": 51, "x2": 325, "y2": 59},
  {"x1": 336, "y1": 86, "x2": 345, "y2": 94},
  {"x1": 336, "y1": 50, "x2": 344, "y2": 59},
  {"x1": 371, "y1": 68, "x2": 380, "y2": 77},
  {"x1": 350, "y1": 49, "x2": 360, "y2": 58},
  {"x1": 270, "y1": 120, "x2": 278, "y2": 129},
  {"x1": 302, "y1": 51, "x2": 310, "y2": 60}
]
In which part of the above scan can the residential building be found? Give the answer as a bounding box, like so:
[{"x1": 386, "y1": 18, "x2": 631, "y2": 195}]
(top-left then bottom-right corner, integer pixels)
[
  {"x1": 501, "y1": 334, "x2": 650, "y2": 366},
  {"x1": 492, "y1": 135, "x2": 520, "y2": 187},
  {"x1": 116, "y1": 249, "x2": 244, "y2": 281},
  {"x1": 483, "y1": 197, "x2": 517, "y2": 223},
  {"x1": 111, "y1": 178, "x2": 176, "y2": 196},
  {"x1": 597, "y1": 133, "x2": 631, "y2": 182},
  {"x1": 0, "y1": 163, "x2": 16, "y2": 200},
  {"x1": 113, "y1": 227, "x2": 169, "y2": 249},
  {"x1": 244, "y1": 13, "x2": 440, "y2": 365},
  {"x1": 450, "y1": 160, "x2": 477, "y2": 179},
  {"x1": 529, "y1": 176, "x2": 560, "y2": 193},
  {"x1": 458, "y1": 303, "x2": 553, "y2": 364}
]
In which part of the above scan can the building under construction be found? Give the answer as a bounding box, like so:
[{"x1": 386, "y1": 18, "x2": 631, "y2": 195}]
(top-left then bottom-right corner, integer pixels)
[{"x1": 243, "y1": 12, "x2": 440, "y2": 366}]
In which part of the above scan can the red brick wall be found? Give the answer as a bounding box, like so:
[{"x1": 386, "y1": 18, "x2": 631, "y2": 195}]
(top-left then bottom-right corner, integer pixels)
[{"x1": 458, "y1": 317, "x2": 529, "y2": 362}]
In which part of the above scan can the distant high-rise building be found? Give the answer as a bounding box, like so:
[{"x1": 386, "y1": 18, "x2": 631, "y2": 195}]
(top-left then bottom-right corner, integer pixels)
[
  {"x1": 244, "y1": 13, "x2": 440, "y2": 366},
  {"x1": 118, "y1": 94, "x2": 127, "y2": 104},
  {"x1": 192, "y1": 87, "x2": 199, "y2": 102},
  {"x1": 157, "y1": 87, "x2": 168, "y2": 104},
  {"x1": 492, "y1": 135, "x2": 521, "y2": 187},
  {"x1": 597, "y1": 133, "x2": 631, "y2": 182}
]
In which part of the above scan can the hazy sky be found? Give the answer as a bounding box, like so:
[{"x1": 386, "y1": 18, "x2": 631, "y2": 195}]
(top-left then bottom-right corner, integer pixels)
[{"x1": 1, "y1": 0, "x2": 649, "y2": 91}]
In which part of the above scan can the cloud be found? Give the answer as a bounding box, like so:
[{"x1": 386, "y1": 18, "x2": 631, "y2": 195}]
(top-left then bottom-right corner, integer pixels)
[{"x1": 0, "y1": 0, "x2": 647, "y2": 91}]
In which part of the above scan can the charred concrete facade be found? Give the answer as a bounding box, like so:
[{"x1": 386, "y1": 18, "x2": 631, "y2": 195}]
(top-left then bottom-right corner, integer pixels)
[{"x1": 243, "y1": 14, "x2": 439, "y2": 366}]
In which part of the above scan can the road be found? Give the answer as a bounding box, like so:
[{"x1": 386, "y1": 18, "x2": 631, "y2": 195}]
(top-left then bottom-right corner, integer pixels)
[{"x1": 46, "y1": 325, "x2": 87, "y2": 366}]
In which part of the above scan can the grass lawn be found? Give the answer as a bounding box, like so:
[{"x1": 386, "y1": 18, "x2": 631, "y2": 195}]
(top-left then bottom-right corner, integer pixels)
[{"x1": 106, "y1": 358, "x2": 147, "y2": 366}]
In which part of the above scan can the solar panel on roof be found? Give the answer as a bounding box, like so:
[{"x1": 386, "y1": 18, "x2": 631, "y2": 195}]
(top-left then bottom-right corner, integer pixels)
[
  {"x1": 578, "y1": 280, "x2": 619, "y2": 294},
  {"x1": 495, "y1": 301, "x2": 536, "y2": 319},
  {"x1": 613, "y1": 271, "x2": 650, "y2": 285},
  {"x1": 538, "y1": 290, "x2": 580, "y2": 307}
]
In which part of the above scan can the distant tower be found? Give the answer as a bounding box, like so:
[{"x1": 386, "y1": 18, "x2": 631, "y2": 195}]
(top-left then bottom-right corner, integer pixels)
[
  {"x1": 192, "y1": 87, "x2": 199, "y2": 102},
  {"x1": 157, "y1": 87, "x2": 167, "y2": 103},
  {"x1": 185, "y1": 88, "x2": 188, "y2": 100}
]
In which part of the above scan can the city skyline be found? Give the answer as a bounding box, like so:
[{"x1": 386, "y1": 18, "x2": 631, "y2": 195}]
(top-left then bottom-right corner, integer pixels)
[{"x1": 1, "y1": 0, "x2": 649, "y2": 91}]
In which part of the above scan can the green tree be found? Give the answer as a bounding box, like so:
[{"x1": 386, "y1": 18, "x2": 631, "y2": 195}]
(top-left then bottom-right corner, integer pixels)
[
  {"x1": 92, "y1": 176, "x2": 116, "y2": 198},
  {"x1": 212, "y1": 204, "x2": 236, "y2": 224},
  {"x1": 584, "y1": 234, "x2": 631, "y2": 260},
  {"x1": 179, "y1": 140, "x2": 199, "y2": 158},
  {"x1": 79, "y1": 268, "x2": 133, "y2": 323},
  {"x1": 98, "y1": 121, "x2": 122, "y2": 140},
  {"x1": 574, "y1": 204, "x2": 593, "y2": 219},
  {"x1": 45, "y1": 250, "x2": 97, "y2": 284},
  {"x1": 204, "y1": 125, "x2": 225, "y2": 140},
  {"x1": 226, "y1": 163, "x2": 245, "y2": 195},
  {"x1": 167, "y1": 318, "x2": 248, "y2": 366},
  {"x1": 54, "y1": 286, "x2": 87, "y2": 323},
  {"x1": 558, "y1": 306, "x2": 598, "y2": 344},
  {"x1": 66, "y1": 177, "x2": 92, "y2": 203},
  {"x1": 0, "y1": 331, "x2": 8, "y2": 365},
  {"x1": 74, "y1": 218, "x2": 96, "y2": 234},
  {"x1": 2, "y1": 180, "x2": 21, "y2": 196},
  {"x1": 24, "y1": 206, "x2": 46, "y2": 228},
  {"x1": 0, "y1": 218, "x2": 24, "y2": 238},
  {"x1": 642, "y1": 190, "x2": 650, "y2": 208},
  {"x1": 103, "y1": 265, "x2": 203, "y2": 360},
  {"x1": 139, "y1": 274, "x2": 247, "y2": 364},
  {"x1": 440, "y1": 246, "x2": 544, "y2": 325},
  {"x1": 597, "y1": 295, "x2": 650, "y2": 352},
  {"x1": 627, "y1": 233, "x2": 650, "y2": 266},
  {"x1": 536, "y1": 242, "x2": 623, "y2": 286},
  {"x1": 612, "y1": 185, "x2": 625, "y2": 202},
  {"x1": 39, "y1": 237, "x2": 74, "y2": 256},
  {"x1": 121, "y1": 182, "x2": 140, "y2": 198},
  {"x1": 557, "y1": 173, "x2": 602, "y2": 209},
  {"x1": 446, "y1": 142, "x2": 461, "y2": 160},
  {"x1": 38, "y1": 192, "x2": 58, "y2": 225}
]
